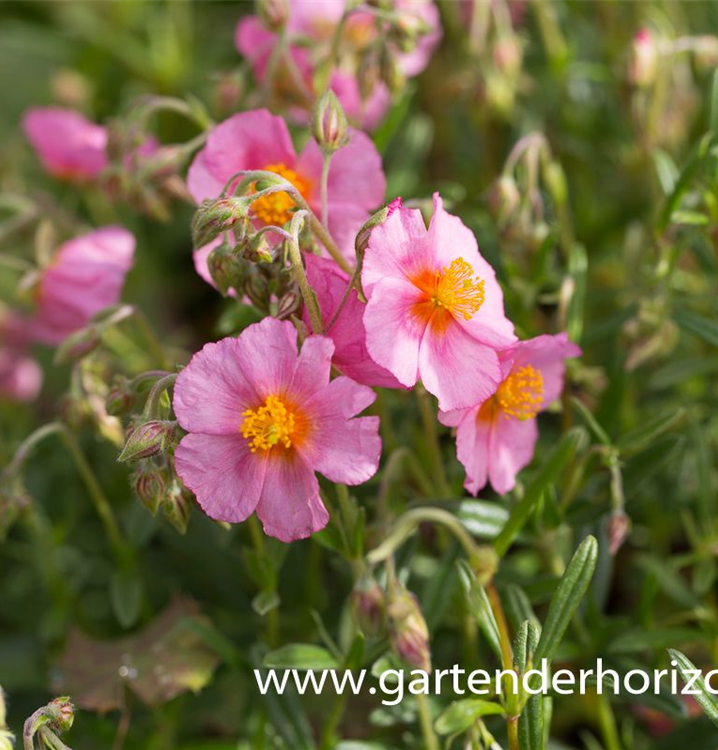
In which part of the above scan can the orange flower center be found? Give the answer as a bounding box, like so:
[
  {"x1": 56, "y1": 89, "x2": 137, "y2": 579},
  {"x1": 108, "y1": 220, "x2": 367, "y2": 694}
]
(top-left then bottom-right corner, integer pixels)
[
  {"x1": 410, "y1": 257, "x2": 486, "y2": 332},
  {"x1": 252, "y1": 162, "x2": 311, "y2": 227},
  {"x1": 241, "y1": 395, "x2": 297, "y2": 452},
  {"x1": 496, "y1": 365, "x2": 544, "y2": 420}
]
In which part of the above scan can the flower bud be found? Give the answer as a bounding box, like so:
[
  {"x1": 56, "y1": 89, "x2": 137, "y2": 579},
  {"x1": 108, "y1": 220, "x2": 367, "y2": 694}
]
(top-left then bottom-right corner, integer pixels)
[
  {"x1": 162, "y1": 478, "x2": 193, "y2": 534},
  {"x1": 628, "y1": 28, "x2": 658, "y2": 88},
  {"x1": 351, "y1": 576, "x2": 386, "y2": 637},
  {"x1": 693, "y1": 35, "x2": 718, "y2": 71},
  {"x1": 248, "y1": 233, "x2": 274, "y2": 264},
  {"x1": 387, "y1": 584, "x2": 431, "y2": 672},
  {"x1": 276, "y1": 290, "x2": 301, "y2": 320},
  {"x1": 607, "y1": 510, "x2": 631, "y2": 556},
  {"x1": 258, "y1": 0, "x2": 288, "y2": 32},
  {"x1": 54, "y1": 325, "x2": 101, "y2": 364},
  {"x1": 0, "y1": 730, "x2": 12, "y2": 750},
  {"x1": 312, "y1": 91, "x2": 349, "y2": 154},
  {"x1": 207, "y1": 241, "x2": 247, "y2": 297},
  {"x1": 355, "y1": 197, "x2": 403, "y2": 256},
  {"x1": 191, "y1": 197, "x2": 251, "y2": 249},
  {"x1": 106, "y1": 380, "x2": 136, "y2": 417},
  {"x1": 132, "y1": 462, "x2": 167, "y2": 515},
  {"x1": 118, "y1": 420, "x2": 177, "y2": 462},
  {"x1": 48, "y1": 697, "x2": 74, "y2": 734}
]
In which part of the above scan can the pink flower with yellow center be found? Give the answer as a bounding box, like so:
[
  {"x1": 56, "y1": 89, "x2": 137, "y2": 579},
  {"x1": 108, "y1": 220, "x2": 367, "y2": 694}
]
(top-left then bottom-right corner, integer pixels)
[
  {"x1": 187, "y1": 108, "x2": 385, "y2": 288},
  {"x1": 30, "y1": 226, "x2": 135, "y2": 345},
  {"x1": 173, "y1": 317, "x2": 381, "y2": 542},
  {"x1": 362, "y1": 194, "x2": 516, "y2": 411},
  {"x1": 439, "y1": 333, "x2": 581, "y2": 495},
  {"x1": 22, "y1": 107, "x2": 108, "y2": 182}
]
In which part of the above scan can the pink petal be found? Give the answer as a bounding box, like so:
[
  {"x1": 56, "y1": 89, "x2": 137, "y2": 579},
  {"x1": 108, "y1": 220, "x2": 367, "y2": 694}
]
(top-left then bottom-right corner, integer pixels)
[
  {"x1": 235, "y1": 317, "x2": 299, "y2": 397},
  {"x1": 175, "y1": 433, "x2": 266, "y2": 523},
  {"x1": 186, "y1": 149, "x2": 226, "y2": 204},
  {"x1": 329, "y1": 73, "x2": 392, "y2": 131},
  {"x1": 395, "y1": 0, "x2": 442, "y2": 77},
  {"x1": 362, "y1": 205, "x2": 431, "y2": 290},
  {"x1": 298, "y1": 376, "x2": 381, "y2": 485},
  {"x1": 418, "y1": 318, "x2": 502, "y2": 411},
  {"x1": 304, "y1": 255, "x2": 403, "y2": 388},
  {"x1": 173, "y1": 337, "x2": 259, "y2": 435},
  {"x1": 488, "y1": 415, "x2": 538, "y2": 495},
  {"x1": 289, "y1": 334, "x2": 334, "y2": 404},
  {"x1": 453, "y1": 405, "x2": 491, "y2": 496},
  {"x1": 255, "y1": 454, "x2": 329, "y2": 542},
  {"x1": 22, "y1": 107, "x2": 107, "y2": 181},
  {"x1": 363, "y1": 276, "x2": 426, "y2": 387},
  {"x1": 235, "y1": 17, "x2": 277, "y2": 77}
]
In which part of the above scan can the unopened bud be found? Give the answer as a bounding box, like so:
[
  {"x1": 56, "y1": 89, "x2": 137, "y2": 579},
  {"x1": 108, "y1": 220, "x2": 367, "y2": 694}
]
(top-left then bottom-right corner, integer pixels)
[
  {"x1": 0, "y1": 730, "x2": 12, "y2": 750},
  {"x1": 628, "y1": 28, "x2": 658, "y2": 88},
  {"x1": 191, "y1": 197, "x2": 250, "y2": 249},
  {"x1": 607, "y1": 510, "x2": 631, "y2": 556},
  {"x1": 163, "y1": 478, "x2": 193, "y2": 534},
  {"x1": 106, "y1": 381, "x2": 136, "y2": 417},
  {"x1": 312, "y1": 90, "x2": 349, "y2": 154},
  {"x1": 472, "y1": 545, "x2": 499, "y2": 587},
  {"x1": 132, "y1": 462, "x2": 167, "y2": 515},
  {"x1": 387, "y1": 584, "x2": 431, "y2": 672},
  {"x1": 258, "y1": 0, "x2": 288, "y2": 32},
  {"x1": 48, "y1": 697, "x2": 74, "y2": 734},
  {"x1": 207, "y1": 241, "x2": 246, "y2": 297},
  {"x1": 351, "y1": 576, "x2": 386, "y2": 637},
  {"x1": 54, "y1": 325, "x2": 101, "y2": 364},
  {"x1": 119, "y1": 420, "x2": 177, "y2": 462},
  {"x1": 693, "y1": 35, "x2": 718, "y2": 71},
  {"x1": 248, "y1": 233, "x2": 274, "y2": 263},
  {"x1": 276, "y1": 290, "x2": 301, "y2": 320}
]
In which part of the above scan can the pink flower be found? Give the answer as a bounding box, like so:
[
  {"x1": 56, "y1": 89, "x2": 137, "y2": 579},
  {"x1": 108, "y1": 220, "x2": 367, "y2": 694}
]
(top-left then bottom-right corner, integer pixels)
[
  {"x1": 22, "y1": 107, "x2": 108, "y2": 182},
  {"x1": 173, "y1": 317, "x2": 381, "y2": 542},
  {"x1": 439, "y1": 333, "x2": 581, "y2": 495},
  {"x1": 303, "y1": 254, "x2": 404, "y2": 389},
  {"x1": 31, "y1": 227, "x2": 135, "y2": 345},
  {"x1": 235, "y1": 0, "x2": 441, "y2": 130},
  {"x1": 362, "y1": 194, "x2": 516, "y2": 411},
  {"x1": 187, "y1": 108, "x2": 385, "y2": 284},
  {"x1": 0, "y1": 313, "x2": 42, "y2": 402}
]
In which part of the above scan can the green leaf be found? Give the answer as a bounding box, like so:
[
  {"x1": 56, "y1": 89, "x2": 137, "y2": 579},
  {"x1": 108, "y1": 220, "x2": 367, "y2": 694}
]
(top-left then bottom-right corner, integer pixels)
[
  {"x1": 504, "y1": 584, "x2": 540, "y2": 631},
  {"x1": 608, "y1": 628, "x2": 701, "y2": 654},
  {"x1": 667, "y1": 649, "x2": 718, "y2": 729},
  {"x1": 617, "y1": 408, "x2": 685, "y2": 457},
  {"x1": 674, "y1": 308, "x2": 718, "y2": 349},
  {"x1": 533, "y1": 536, "x2": 598, "y2": 666},
  {"x1": 494, "y1": 428, "x2": 587, "y2": 556},
  {"x1": 710, "y1": 69, "x2": 718, "y2": 134},
  {"x1": 110, "y1": 568, "x2": 143, "y2": 629},
  {"x1": 263, "y1": 644, "x2": 340, "y2": 671},
  {"x1": 252, "y1": 590, "x2": 280, "y2": 617},
  {"x1": 434, "y1": 699, "x2": 504, "y2": 735},
  {"x1": 453, "y1": 499, "x2": 510, "y2": 540},
  {"x1": 567, "y1": 244, "x2": 588, "y2": 343},
  {"x1": 457, "y1": 561, "x2": 502, "y2": 660},
  {"x1": 515, "y1": 621, "x2": 544, "y2": 750}
]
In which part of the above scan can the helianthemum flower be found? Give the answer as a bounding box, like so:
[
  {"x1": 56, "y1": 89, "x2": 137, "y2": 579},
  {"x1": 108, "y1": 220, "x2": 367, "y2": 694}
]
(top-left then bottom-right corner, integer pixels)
[
  {"x1": 173, "y1": 317, "x2": 382, "y2": 542},
  {"x1": 30, "y1": 226, "x2": 135, "y2": 345},
  {"x1": 439, "y1": 333, "x2": 581, "y2": 495},
  {"x1": 362, "y1": 194, "x2": 516, "y2": 411},
  {"x1": 22, "y1": 107, "x2": 108, "y2": 182},
  {"x1": 187, "y1": 108, "x2": 385, "y2": 287}
]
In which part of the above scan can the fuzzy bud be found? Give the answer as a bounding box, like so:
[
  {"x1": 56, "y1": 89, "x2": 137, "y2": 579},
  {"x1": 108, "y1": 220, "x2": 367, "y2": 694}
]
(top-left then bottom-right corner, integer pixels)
[
  {"x1": 276, "y1": 290, "x2": 301, "y2": 320},
  {"x1": 191, "y1": 197, "x2": 251, "y2": 249},
  {"x1": 207, "y1": 241, "x2": 247, "y2": 297},
  {"x1": 628, "y1": 28, "x2": 658, "y2": 88},
  {"x1": 48, "y1": 697, "x2": 74, "y2": 734},
  {"x1": 312, "y1": 90, "x2": 349, "y2": 154},
  {"x1": 351, "y1": 576, "x2": 386, "y2": 637},
  {"x1": 132, "y1": 462, "x2": 167, "y2": 515},
  {"x1": 387, "y1": 584, "x2": 431, "y2": 672},
  {"x1": 607, "y1": 510, "x2": 631, "y2": 556},
  {"x1": 162, "y1": 478, "x2": 193, "y2": 534},
  {"x1": 258, "y1": 0, "x2": 288, "y2": 32},
  {"x1": 248, "y1": 233, "x2": 274, "y2": 264},
  {"x1": 119, "y1": 420, "x2": 177, "y2": 462},
  {"x1": 106, "y1": 380, "x2": 136, "y2": 417}
]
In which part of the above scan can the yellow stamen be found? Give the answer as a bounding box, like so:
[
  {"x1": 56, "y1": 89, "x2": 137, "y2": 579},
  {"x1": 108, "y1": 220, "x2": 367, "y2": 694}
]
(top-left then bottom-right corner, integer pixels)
[
  {"x1": 432, "y1": 258, "x2": 486, "y2": 321},
  {"x1": 496, "y1": 365, "x2": 544, "y2": 420},
  {"x1": 252, "y1": 162, "x2": 310, "y2": 226},
  {"x1": 241, "y1": 395, "x2": 296, "y2": 452}
]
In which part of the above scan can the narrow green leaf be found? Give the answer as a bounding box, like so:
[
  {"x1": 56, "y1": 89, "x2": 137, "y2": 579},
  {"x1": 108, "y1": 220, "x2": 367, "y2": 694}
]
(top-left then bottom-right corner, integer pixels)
[
  {"x1": 111, "y1": 568, "x2": 143, "y2": 629},
  {"x1": 453, "y1": 499, "x2": 510, "y2": 540},
  {"x1": 710, "y1": 69, "x2": 718, "y2": 134},
  {"x1": 494, "y1": 428, "x2": 587, "y2": 556},
  {"x1": 674, "y1": 308, "x2": 718, "y2": 348},
  {"x1": 667, "y1": 649, "x2": 718, "y2": 729},
  {"x1": 608, "y1": 628, "x2": 701, "y2": 654},
  {"x1": 435, "y1": 699, "x2": 504, "y2": 735},
  {"x1": 567, "y1": 243, "x2": 588, "y2": 343},
  {"x1": 264, "y1": 644, "x2": 340, "y2": 670},
  {"x1": 534, "y1": 536, "x2": 598, "y2": 665},
  {"x1": 458, "y1": 561, "x2": 502, "y2": 660},
  {"x1": 571, "y1": 397, "x2": 611, "y2": 446},
  {"x1": 617, "y1": 408, "x2": 685, "y2": 457},
  {"x1": 516, "y1": 620, "x2": 544, "y2": 750},
  {"x1": 505, "y1": 584, "x2": 539, "y2": 631}
]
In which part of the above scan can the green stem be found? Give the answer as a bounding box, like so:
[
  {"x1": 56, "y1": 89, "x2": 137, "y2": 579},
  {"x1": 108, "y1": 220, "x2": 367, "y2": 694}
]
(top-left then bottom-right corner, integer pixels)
[
  {"x1": 415, "y1": 692, "x2": 440, "y2": 750},
  {"x1": 287, "y1": 213, "x2": 324, "y2": 334},
  {"x1": 596, "y1": 693, "x2": 623, "y2": 750},
  {"x1": 248, "y1": 515, "x2": 279, "y2": 647},
  {"x1": 143, "y1": 374, "x2": 177, "y2": 419},
  {"x1": 416, "y1": 387, "x2": 450, "y2": 496}
]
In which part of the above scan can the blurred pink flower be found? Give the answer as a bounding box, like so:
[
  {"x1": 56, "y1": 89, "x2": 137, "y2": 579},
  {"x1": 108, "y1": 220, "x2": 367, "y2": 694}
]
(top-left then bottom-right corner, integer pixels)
[
  {"x1": 22, "y1": 107, "x2": 108, "y2": 182},
  {"x1": 31, "y1": 226, "x2": 135, "y2": 345},
  {"x1": 235, "y1": 0, "x2": 441, "y2": 130},
  {"x1": 303, "y1": 254, "x2": 403, "y2": 389},
  {"x1": 187, "y1": 108, "x2": 385, "y2": 285},
  {"x1": 439, "y1": 333, "x2": 581, "y2": 495},
  {"x1": 362, "y1": 194, "x2": 515, "y2": 411},
  {"x1": 173, "y1": 317, "x2": 381, "y2": 542},
  {"x1": 0, "y1": 313, "x2": 42, "y2": 402}
]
